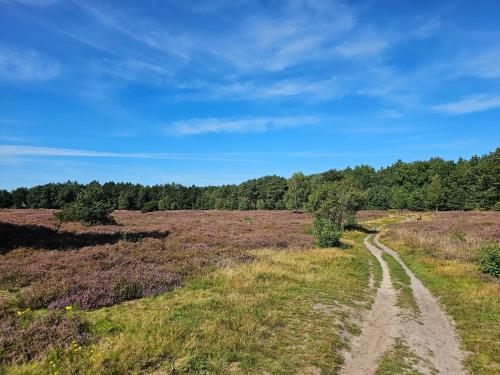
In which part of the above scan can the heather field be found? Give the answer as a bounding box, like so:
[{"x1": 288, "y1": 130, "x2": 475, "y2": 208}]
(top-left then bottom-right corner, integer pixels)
[
  {"x1": 0, "y1": 209, "x2": 317, "y2": 311},
  {"x1": 0, "y1": 209, "x2": 387, "y2": 373},
  {"x1": 383, "y1": 211, "x2": 500, "y2": 374},
  {"x1": 385, "y1": 211, "x2": 500, "y2": 262},
  {"x1": 1, "y1": 209, "x2": 499, "y2": 374}
]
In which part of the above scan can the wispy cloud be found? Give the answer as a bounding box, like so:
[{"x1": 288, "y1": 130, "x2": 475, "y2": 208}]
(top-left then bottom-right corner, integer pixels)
[
  {"x1": 0, "y1": 46, "x2": 60, "y2": 81},
  {"x1": 460, "y1": 48, "x2": 500, "y2": 79},
  {"x1": 434, "y1": 94, "x2": 500, "y2": 114},
  {"x1": 168, "y1": 116, "x2": 321, "y2": 136},
  {"x1": 412, "y1": 16, "x2": 441, "y2": 38},
  {"x1": 0, "y1": 118, "x2": 27, "y2": 126},
  {"x1": 334, "y1": 33, "x2": 389, "y2": 58},
  {"x1": 379, "y1": 109, "x2": 404, "y2": 118},
  {"x1": 195, "y1": 76, "x2": 345, "y2": 102},
  {"x1": 0, "y1": 0, "x2": 58, "y2": 6},
  {"x1": 0, "y1": 145, "x2": 260, "y2": 162},
  {"x1": 23, "y1": 1, "x2": 450, "y2": 109}
]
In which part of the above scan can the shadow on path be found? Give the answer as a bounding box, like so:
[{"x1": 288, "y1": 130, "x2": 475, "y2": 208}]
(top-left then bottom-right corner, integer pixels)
[{"x1": 344, "y1": 224, "x2": 378, "y2": 234}]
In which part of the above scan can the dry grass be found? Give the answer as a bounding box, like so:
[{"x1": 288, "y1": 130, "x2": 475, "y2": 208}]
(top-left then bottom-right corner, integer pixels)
[
  {"x1": 385, "y1": 211, "x2": 500, "y2": 262},
  {"x1": 382, "y1": 211, "x2": 500, "y2": 374},
  {"x1": 3, "y1": 230, "x2": 375, "y2": 374},
  {"x1": 0, "y1": 209, "x2": 386, "y2": 370}
]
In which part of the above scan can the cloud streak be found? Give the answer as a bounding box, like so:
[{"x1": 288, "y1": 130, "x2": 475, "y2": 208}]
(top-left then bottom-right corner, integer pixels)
[
  {"x1": 0, "y1": 46, "x2": 60, "y2": 81},
  {"x1": 0, "y1": 145, "x2": 260, "y2": 162},
  {"x1": 434, "y1": 94, "x2": 500, "y2": 114},
  {"x1": 168, "y1": 116, "x2": 321, "y2": 136}
]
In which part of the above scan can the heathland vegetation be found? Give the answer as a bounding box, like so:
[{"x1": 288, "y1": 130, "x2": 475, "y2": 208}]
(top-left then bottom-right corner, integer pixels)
[
  {"x1": 1, "y1": 149, "x2": 498, "y2": 212},
  {"x1": 382, "y1": 212, "x2": 499, "y2": 373},
  {"x1": 0, "y1": 150, "x2": 498, "y2": 374},
  {"x1": 1, "y1": 210, "x2": 498, "y2": 374}
]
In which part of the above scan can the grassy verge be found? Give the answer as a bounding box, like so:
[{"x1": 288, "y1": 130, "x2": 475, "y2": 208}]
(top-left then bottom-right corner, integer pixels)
[
  {"x1": 375, "y1": 338, "x2": 426, "y2": 375},
  {"x1": 3, "y1": 230, "x2": 375, "y2": 375},
  {"x1": 381, "y1": 252, "x2": 420, "y2": 316},
  {"x1": 381, "y1": 234, "x2": 500, "y2": 375}
]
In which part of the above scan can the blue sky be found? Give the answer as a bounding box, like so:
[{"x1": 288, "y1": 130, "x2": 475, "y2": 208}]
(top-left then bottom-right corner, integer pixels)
[{"x1": 0, "y1": 0, "x2": 499, "y2": 189}]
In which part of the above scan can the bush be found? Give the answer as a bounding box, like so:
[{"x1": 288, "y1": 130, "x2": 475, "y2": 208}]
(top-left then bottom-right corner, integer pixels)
[
  {"x1": 256, "y1": 199, "x2": 266, "y2": 210},
  {"x1": 313, "y1": 218, "x2": 343, "y2": 247},
  {"x1": 54, "y1": 182, "x2": 114, "y2": 226},
  {"x1": 141, "y1": 200, "x2": 159, "y2": 213},
  {"x1": 477, "y1": 241, "x2": 500, "y2": 277}
]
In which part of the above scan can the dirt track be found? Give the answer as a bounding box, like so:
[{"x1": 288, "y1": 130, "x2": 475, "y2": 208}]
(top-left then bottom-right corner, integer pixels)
[{"x1": 341, "y1": 233, "x2": 465, "y2": 375}]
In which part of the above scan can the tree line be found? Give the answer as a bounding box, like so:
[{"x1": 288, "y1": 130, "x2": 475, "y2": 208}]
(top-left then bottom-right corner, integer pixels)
[{"x1": 0, "y1": 148, "x2": 498, "y2": 212}]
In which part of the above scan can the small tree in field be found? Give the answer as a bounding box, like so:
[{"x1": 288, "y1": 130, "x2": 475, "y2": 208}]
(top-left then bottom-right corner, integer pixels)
[
  {"x1": 55, "y1": 182, "x2": 115, "y2": 226},
  {"x1": 308, "y1": 179, "x2": 365, "y2": 247},
  {"x1": 284, "y1": 172, "x2": 308, "y2": 213},
  {"x1": 425, "y1": 174, "x2": 443, "y2": 211}
]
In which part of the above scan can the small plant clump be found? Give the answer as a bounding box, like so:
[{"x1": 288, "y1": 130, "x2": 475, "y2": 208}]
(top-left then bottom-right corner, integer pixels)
[
  {"x1": 313, "y1": 218, "x2": 343, "y2": 247},
  {"x1": 476, "y1": 241, "x2": 500, "y2": 277},
  {"x1": 141, "y1": 200, "x2": 159, "y2": 213}
]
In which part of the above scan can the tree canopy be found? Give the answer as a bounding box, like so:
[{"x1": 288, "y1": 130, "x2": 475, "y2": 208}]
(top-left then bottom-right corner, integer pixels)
[{"x1": 1, "y1": 148, "x2": 498, "y2": 212}]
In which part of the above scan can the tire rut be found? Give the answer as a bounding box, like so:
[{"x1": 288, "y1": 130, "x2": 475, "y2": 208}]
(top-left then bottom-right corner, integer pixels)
[
  {"x1": 373, "y1": 234, "x2": 465, "y2": 375},
  {"x1": 340, "y1": 233, "x2": 466, "y2": 375},
  {"x1": 341, "y1": 236, "x2": 400, "y2": 374}
]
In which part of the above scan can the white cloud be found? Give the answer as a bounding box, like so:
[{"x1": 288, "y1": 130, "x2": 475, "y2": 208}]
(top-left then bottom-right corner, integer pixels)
[
  {"x1": 462, "y1": 49, "x2": 500, "y2": 79},
  {"x1": 335, "y1": 34, "x2": 389, "y2": 58},
  {"x1": 168, "y1": 116, "x2": 320, "y2": 136},
  {"x1": 379, "y1": 109, "x2": 404, "y2": 118},
  {"x1": 434, "y1": 94, "x2": 500, "y2": 114},
  {"x1": 412, "y1": 16, "x2": 441, "y2": 38},
  {"x1": 202, "y1": 76, "x2": 345, "y2": 102},
  {"x1": 0, "y1": 46, "x2": 60, "y2": 81},
  {"x1": 0, "y1": 145, "x2": 259, "y2": 162}
]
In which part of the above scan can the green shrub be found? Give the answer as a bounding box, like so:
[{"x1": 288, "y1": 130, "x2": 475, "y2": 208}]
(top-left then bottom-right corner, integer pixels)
[
  {"x1": 54, "y1": 182, "x2": 114, "y2": 226},
  {"x1": 477, "y1": 241, "x2": 500, "y2": 277},
  {"x1": 256, "y1": 199, "x2": 266, "y2": 210},
  {"x1": 313, "y1": 218, "x2": 343, "y2": 248},
  {"x1": 119, "y1": 232, "x2": 144, "y2": 242},
  {"x1": 141, "y1": 200, "x2": 159, "y2": 213},
  {"x1": 238, "y1": 197, "x2": 252, "y2": 210}
]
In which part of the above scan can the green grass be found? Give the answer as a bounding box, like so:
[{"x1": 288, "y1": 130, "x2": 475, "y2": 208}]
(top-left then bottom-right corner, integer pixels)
[
  {"x1": 382, "y1": 235, "x2": 500, "y2": 375},
  {"x1": 4, "y1": 230, "x2": 376, "y2": 375},
  {"x1": 375, "y1": 338, "x2": 428, "y2": 375},
  {"x1": 381, "y1": 252, "x2": 420, "y2": 316}
]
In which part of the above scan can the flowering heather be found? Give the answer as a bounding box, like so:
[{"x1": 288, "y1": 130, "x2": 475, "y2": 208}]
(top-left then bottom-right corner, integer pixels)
[
  {"x1": 385, "y1": 211, "x2": 500, "y2": 261},
  {"x1": 0, "y1": 209, "x2": 315, "y2": 310},
  {"x1": 0, "y1": 306, "x2": 88, "y2": 364},
  {"x1": 0, "y1": 208, "x2": 386, "y2": 365}
]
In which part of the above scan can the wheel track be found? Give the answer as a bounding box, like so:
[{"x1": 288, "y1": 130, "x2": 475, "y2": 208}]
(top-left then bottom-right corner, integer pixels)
[{"x1": 341, "y1": 233, "x2": 466, "y2": 375}]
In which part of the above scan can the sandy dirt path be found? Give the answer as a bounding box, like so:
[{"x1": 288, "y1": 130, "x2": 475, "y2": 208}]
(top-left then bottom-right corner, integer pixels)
[
  {"x1": 373, "y1": 234, "x2": 465, "y2": 374},
  {"x1": 341, "y1": 236, "x2": 400, "y2": 374},
  {"x1": 341, "y1": 233, "x2": 466, "y2": 375}
]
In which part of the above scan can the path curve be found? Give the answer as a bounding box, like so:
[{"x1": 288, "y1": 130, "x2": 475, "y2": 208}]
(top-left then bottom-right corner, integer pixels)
[
  {"x1": 373, "y1": 233, "x2": 465, "y2": 375},
  {"x1": 341, "y1": 233, "x2": 466, "y2": 375},
  {"x1": 341, "y1": 236, "x2": 400, "y2": 374}
]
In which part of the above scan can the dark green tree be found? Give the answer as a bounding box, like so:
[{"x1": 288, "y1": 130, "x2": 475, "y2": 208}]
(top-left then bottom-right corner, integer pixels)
[
  {"x1": 0, "y1": 190, "x2": 12, "y2": 208},
  {"x1": 308, "y1": 179, "x2": 365, "y2": 247},
  {"x1": 55, "y1": 182, "x2": 115, "y2": 225},
  {"x1": 425, "y1": 175, "x2": 443, "y2": 211},
  {"x1": 284, "y1": 172, "x2": 308, "y2": 212}
]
